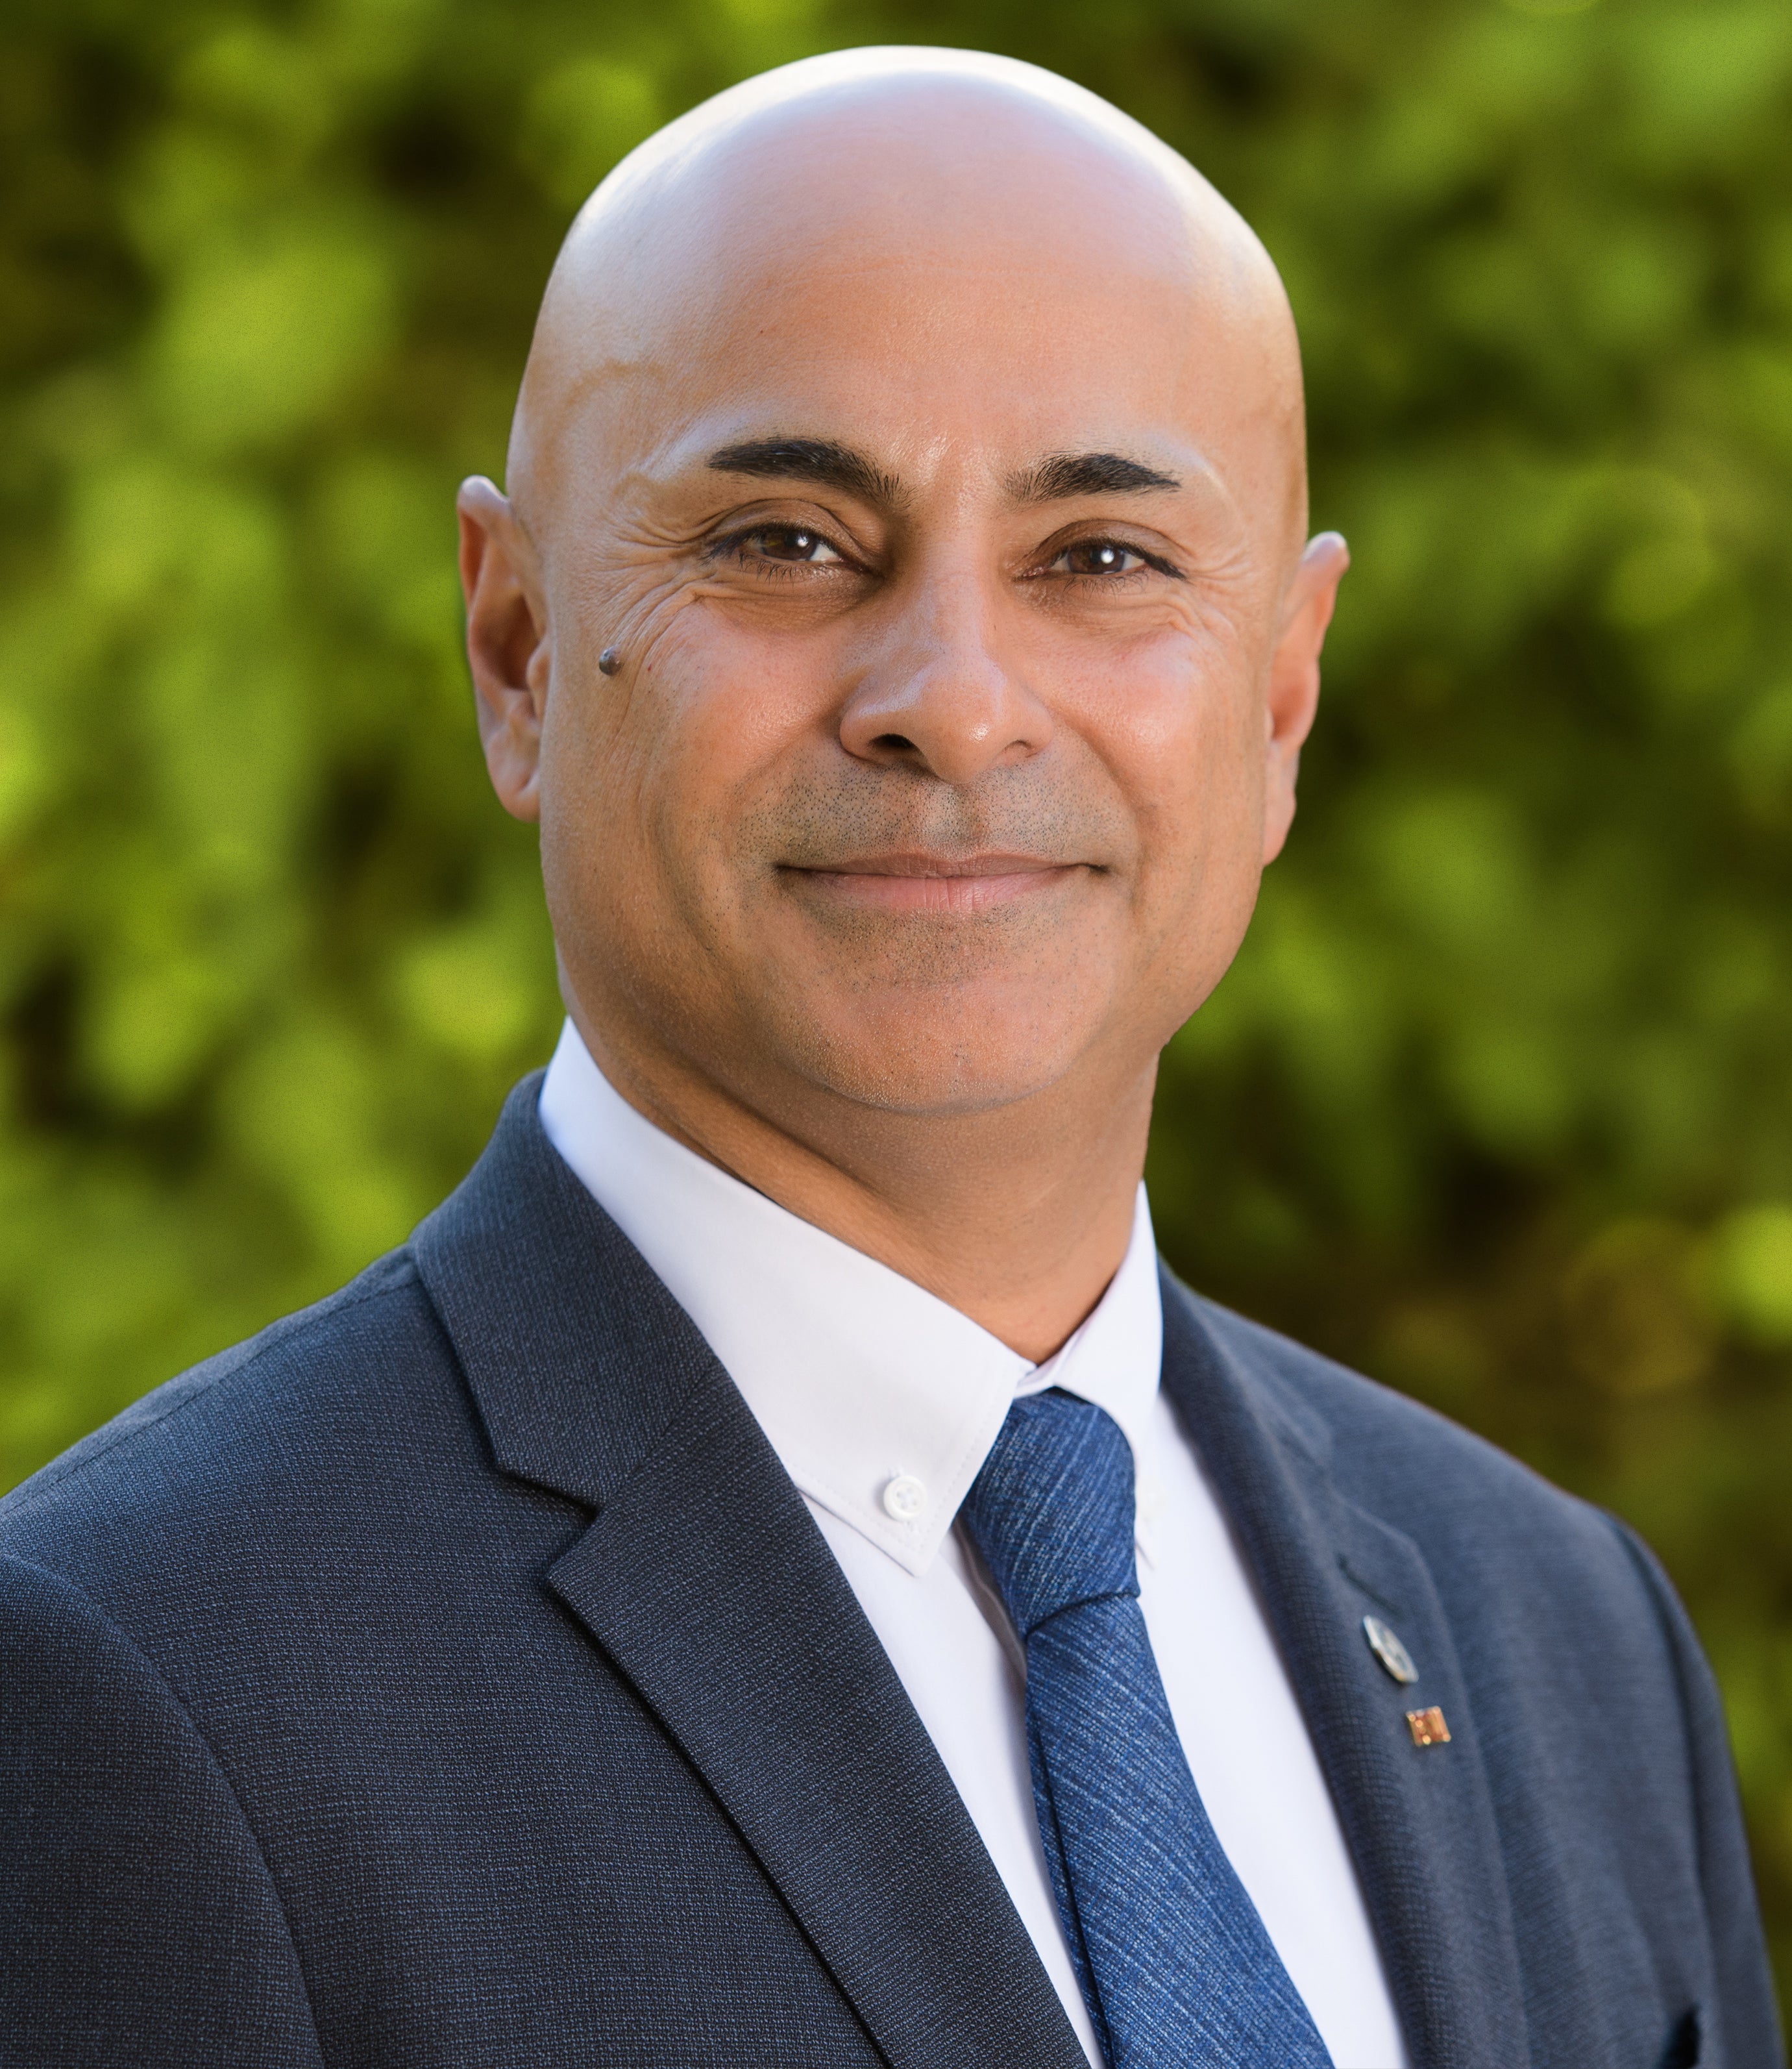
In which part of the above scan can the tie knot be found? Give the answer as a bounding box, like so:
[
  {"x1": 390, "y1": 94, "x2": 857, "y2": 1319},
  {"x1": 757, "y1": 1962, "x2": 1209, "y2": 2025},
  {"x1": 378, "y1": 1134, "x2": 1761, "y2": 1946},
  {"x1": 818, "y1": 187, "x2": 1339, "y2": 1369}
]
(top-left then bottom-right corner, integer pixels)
[{"x1": 960, "y1": 1390, "x2": 1139, "y2": 1641}]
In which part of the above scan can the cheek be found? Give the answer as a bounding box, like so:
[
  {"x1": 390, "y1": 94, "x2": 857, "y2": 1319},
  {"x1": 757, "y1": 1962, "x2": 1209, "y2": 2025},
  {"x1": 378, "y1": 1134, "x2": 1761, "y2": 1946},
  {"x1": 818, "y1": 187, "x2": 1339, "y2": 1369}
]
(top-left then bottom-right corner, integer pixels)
[
  {"x1": 1057, "y1": 629, "x2": 1266, "y2": 887},
  {"x1": 556, "y1": 606, "x2": 839, "y2": 921}
]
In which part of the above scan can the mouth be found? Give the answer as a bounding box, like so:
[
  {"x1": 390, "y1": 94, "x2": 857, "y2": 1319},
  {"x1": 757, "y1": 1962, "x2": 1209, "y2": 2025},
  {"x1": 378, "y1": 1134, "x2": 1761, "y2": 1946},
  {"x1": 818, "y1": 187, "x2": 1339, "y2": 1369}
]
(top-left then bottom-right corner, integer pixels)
[{"x1": 778, "y1": 852, "x2": 1090, "y2": 915}]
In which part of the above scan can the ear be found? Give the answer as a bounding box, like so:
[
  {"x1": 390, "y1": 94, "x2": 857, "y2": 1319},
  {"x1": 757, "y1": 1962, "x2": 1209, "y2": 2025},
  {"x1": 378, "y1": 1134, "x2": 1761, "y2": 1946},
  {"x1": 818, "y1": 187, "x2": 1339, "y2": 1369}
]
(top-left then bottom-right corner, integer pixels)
[
  {"x1": 458, "y1": 476, "x2": 550, "y2": 824},
  {"x1": 1262, "y1": 530, "x2": 1349, "y2": 865}
]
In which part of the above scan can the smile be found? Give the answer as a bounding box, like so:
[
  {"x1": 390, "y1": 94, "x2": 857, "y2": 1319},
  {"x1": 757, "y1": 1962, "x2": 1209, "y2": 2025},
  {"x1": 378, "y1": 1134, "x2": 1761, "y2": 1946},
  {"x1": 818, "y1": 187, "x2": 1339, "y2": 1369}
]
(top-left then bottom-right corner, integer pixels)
[{"x1": 781, "y1": 853, "x2": 1088, "y2": 915}]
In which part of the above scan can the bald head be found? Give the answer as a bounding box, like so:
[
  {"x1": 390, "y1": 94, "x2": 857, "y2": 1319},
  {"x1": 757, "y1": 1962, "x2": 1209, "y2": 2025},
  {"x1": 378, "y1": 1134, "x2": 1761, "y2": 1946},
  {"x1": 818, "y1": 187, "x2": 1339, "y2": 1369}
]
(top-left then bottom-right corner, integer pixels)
[
  {"x1": 508, "y1": 48, "x2": 1307, "y2": 567},
  {"x1": 458, "y1": 47, "x2": 1345, "y2": 1333}
]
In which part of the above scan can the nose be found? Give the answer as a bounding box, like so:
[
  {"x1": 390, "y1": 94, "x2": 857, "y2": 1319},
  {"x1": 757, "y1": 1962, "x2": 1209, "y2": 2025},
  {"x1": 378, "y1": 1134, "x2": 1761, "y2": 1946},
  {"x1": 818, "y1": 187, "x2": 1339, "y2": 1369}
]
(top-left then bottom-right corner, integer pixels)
[{"x1": 837, "y1": 567, "x2": 1053, "y2": 786}]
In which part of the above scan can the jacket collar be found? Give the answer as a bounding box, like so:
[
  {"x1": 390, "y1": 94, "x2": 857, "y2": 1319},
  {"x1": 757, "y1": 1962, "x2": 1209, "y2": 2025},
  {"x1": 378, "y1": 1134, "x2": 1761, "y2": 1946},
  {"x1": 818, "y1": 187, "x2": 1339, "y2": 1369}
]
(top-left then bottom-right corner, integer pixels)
[
  {"x1": 411, "y1": 1077, "x2": 1086, "y2": 2069},
  {"x1": 1159, "y1": 1272, "x2": 1530, "y2": 2069}
]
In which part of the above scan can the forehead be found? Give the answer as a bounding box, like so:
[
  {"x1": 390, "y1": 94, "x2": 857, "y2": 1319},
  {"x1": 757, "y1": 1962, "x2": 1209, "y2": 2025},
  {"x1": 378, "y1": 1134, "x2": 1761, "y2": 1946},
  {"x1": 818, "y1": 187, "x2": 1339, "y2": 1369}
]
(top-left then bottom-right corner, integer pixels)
[
  {"x1": 677, "y1": 114, "x2": 1190, "y2": 386},
  {"x1": 661, "y1": 275, "x2": 1207, "y2": 497},
  {"x1": 525, "y1": 83, "x2": 1297, "y2": 519}
]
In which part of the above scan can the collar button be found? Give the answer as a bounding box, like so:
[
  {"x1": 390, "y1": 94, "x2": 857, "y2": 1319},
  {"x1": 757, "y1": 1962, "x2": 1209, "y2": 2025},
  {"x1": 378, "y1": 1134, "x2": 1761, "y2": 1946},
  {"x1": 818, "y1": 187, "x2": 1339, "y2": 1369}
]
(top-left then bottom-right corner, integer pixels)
[{"x1": 882, "y1": 1474, "x2": 927, "y2": 1522}]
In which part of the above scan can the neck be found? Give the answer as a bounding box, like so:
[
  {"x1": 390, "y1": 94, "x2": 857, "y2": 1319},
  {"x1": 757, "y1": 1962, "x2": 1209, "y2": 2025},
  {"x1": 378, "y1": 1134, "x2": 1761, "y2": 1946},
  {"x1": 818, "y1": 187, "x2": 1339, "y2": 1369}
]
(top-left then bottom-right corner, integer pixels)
[{"x1": 565, "y1": 1001, "x2": 1155, "y2": 1364}]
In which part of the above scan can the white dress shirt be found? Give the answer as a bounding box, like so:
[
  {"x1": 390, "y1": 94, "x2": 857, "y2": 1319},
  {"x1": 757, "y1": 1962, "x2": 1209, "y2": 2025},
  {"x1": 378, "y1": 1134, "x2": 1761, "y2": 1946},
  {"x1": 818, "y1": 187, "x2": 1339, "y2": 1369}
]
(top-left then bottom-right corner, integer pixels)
[{"x1": 539, "y1": 1021, "x2": 1407, "y2": 2069}]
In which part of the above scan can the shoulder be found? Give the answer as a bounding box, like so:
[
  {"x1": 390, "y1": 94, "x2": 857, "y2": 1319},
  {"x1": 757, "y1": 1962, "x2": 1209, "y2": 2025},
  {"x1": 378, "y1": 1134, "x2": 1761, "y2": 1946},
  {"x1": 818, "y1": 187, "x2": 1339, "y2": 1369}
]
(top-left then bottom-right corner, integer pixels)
[
  {"x1": 1172, "y1": 1280, "x2": 1656, "y2": 1622},
  {"x1": 0, "y1": 1246, "x2": 484, "y2": 1603}
]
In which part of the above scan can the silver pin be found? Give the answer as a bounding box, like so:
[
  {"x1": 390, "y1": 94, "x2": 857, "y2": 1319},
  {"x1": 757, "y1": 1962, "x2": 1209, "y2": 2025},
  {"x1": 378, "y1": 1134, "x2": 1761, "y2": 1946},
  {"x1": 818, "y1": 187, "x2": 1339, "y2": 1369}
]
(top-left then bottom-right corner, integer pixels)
[{"x1": 1363, "y1": 1614, "x2": 1418, "y2": 1685}]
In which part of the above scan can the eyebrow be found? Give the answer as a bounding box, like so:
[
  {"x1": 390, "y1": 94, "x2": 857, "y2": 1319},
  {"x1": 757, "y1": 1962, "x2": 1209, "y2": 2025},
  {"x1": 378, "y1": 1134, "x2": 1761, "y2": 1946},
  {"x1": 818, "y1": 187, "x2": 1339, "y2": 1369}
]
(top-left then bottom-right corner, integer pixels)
[
  {"x1": 706, "y1": 438, "x2": 1183, "y2": 513},
  {"x1": 707, "y1": 438, "x2": 904, "y2": 509},
  {"x1": 1009, "y1": 452, "x2": 1182, "y2": 502}
]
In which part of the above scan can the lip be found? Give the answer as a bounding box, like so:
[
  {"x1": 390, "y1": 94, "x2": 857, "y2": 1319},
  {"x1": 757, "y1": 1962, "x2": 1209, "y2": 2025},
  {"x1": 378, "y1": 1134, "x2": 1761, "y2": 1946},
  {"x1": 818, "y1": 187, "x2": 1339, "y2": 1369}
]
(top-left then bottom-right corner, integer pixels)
[{"x1": 780, "y1": 852, "x2": 1086, "y2": 915}]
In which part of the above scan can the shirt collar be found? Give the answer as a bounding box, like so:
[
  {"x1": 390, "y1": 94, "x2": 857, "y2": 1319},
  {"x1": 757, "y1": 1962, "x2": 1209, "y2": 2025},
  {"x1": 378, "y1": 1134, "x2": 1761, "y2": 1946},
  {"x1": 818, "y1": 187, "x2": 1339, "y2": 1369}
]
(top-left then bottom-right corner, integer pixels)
[{"x1": 537, "y1": 1020, "x2": 1164, "y2": 1577}]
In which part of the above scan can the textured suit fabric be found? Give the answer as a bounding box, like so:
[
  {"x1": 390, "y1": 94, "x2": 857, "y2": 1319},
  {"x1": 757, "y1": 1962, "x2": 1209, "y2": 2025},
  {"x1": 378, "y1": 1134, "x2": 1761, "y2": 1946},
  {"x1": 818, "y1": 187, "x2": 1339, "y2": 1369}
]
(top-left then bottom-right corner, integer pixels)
[
  {"x1": 0, "y1": 1075, "x2": 1782, "y2": 2069},
  {"x1": 963, "y1": 1389, "x2": 1332, "y2": 2068}
]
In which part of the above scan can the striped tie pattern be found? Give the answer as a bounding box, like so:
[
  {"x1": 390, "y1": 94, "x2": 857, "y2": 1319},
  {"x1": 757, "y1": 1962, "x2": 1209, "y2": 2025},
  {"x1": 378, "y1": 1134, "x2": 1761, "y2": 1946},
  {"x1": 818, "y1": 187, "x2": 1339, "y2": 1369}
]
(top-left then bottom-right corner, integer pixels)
[{"x1": 961, "y1": 1388, "x2": 1335, "y2": 2069}]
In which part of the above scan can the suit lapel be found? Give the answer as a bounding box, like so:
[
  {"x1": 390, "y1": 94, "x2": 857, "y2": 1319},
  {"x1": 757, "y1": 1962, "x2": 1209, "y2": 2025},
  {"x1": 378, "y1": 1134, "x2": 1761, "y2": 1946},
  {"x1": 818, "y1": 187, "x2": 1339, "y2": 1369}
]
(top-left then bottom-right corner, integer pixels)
[
  {"x1": 1159, "y1": 1274, "x2": 1529, "y2": 2069},
  {"x1": 547, "y1": 1375, "x2": 1085, "y2": 2069},
  {"x1": 413, "y1": 1081, "x2": 1085, "y2": 2069}
]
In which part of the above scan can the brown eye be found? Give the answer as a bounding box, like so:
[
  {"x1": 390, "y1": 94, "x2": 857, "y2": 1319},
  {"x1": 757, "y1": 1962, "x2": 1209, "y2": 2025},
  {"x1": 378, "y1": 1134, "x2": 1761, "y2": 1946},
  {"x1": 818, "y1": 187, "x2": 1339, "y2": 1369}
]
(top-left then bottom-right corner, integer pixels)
[
  {"x1": 1057, "y1": 540, "x2": 1147, "y2": 576},
  {"x1": 744, "y1": 525, "x2": 844, "y2": 564}
]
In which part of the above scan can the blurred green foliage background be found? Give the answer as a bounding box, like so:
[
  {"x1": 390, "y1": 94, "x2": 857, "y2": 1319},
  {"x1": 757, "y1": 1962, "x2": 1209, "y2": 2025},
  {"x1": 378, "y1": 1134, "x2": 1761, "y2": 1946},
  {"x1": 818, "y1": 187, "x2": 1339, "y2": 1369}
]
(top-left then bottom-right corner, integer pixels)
[{"x1": 3, "y1": 0, "x2": 1789, "y2": 2009}]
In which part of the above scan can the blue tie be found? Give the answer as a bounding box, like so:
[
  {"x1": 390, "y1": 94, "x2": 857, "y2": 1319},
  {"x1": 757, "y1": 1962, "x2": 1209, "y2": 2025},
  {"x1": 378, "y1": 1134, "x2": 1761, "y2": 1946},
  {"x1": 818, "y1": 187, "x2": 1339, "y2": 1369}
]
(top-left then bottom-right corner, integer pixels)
[{"x1": 961, "y1": 1389, "x2": 1334, "y2": 2069}]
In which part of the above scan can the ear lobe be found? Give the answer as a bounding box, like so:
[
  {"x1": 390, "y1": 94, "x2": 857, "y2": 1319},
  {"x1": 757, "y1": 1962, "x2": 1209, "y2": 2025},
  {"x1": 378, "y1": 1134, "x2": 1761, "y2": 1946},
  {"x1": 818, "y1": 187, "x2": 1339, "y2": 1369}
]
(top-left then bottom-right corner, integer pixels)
[
  {"x1": 1262, "y1": 530, "x2": 1348, "y2": 866},
  {"x1": 458, "y1": 476, "x2": 550, "y2": 825}
]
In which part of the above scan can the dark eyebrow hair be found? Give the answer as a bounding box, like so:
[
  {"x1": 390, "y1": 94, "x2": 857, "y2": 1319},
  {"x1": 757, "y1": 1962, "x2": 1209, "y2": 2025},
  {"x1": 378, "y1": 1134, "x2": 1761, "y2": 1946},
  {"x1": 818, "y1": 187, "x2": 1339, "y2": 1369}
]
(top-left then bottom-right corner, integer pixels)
[
  {"x1": 707, "y1": 437, "x2": 903, "y2": 509},
  {"x1": 1010, "y1": 452, "x2": 1182, "y2": 502}
]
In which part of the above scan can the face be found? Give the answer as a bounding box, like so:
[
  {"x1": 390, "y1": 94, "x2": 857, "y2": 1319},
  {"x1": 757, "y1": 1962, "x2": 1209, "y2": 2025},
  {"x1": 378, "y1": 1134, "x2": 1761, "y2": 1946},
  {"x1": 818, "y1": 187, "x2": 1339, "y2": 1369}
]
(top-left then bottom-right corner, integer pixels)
[{"x1": 462, "y1": 84, "x2": 1344, "y2": 1135}]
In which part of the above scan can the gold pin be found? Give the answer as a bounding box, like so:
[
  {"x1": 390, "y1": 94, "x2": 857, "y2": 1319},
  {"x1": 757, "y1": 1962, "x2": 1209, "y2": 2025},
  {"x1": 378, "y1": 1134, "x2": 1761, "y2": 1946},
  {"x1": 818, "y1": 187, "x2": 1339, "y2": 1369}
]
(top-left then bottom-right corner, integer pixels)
[{"x1": 1405, "y1": 1705, "x2": 1451, "y2": 1748}]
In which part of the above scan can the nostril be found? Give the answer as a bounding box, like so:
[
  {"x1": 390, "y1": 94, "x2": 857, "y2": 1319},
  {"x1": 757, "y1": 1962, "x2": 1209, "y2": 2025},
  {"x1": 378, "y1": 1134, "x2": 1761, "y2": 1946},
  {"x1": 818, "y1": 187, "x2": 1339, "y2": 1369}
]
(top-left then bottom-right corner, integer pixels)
[{"x1": 870, "y1": 732, "x2": 917, "y2": 754}]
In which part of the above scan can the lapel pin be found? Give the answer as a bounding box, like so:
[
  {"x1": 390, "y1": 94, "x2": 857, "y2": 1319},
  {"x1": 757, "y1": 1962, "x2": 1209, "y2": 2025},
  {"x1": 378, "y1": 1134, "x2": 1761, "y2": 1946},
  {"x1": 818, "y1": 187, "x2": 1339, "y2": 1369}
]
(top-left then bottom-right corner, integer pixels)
[
  {"x1": 1362, "y1": 1614, "x2": 1418, "y2": 1685},
  {"x1": 1405, "y1": 1705, "x2": 1451, "y2": 1748}
]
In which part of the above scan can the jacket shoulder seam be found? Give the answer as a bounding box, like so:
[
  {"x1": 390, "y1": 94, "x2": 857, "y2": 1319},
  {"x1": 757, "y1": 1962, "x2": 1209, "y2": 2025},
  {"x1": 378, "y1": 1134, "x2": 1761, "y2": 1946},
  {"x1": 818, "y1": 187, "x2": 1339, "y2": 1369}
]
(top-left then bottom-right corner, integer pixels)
[{"x1": 3, "y1": 1257, "x2": 423, "y2": 1517}]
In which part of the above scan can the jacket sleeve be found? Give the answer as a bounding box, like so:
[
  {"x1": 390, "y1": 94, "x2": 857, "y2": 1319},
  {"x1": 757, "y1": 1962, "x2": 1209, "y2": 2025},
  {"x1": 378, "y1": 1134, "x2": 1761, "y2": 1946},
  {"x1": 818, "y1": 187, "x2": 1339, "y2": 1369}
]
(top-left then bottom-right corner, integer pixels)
[
  {"x1": 1606, "y1": 1518, "x2": 1788, "y2": 2069},
  {"x1": 0, "y1": 1554, "x2": 326, "y2": 2068}
]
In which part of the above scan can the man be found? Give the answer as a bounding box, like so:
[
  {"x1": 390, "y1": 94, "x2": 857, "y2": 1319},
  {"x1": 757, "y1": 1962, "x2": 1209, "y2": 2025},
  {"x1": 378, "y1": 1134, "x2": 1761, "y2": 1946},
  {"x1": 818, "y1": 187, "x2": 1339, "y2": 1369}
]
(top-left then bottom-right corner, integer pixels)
[{"x1": 0, "y1": 45, "x2": 1780, "y2": 2069}]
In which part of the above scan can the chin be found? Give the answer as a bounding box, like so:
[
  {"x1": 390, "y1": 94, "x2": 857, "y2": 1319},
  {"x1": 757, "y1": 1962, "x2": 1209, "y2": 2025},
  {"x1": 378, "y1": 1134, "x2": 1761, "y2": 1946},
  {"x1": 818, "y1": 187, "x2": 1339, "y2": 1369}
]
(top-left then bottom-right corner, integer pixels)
[{"x1": 765, "y1": 984, "x2": 1105, "y2": 1118}]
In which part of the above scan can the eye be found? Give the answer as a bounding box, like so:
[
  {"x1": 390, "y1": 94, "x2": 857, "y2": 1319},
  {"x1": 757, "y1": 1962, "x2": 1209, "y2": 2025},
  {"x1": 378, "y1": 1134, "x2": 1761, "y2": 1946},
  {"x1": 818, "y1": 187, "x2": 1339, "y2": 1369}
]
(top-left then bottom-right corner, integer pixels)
[
  {"x1": 1050, "y1": 539, "x2": 1154, "y2": 578},
  {"x1": 727, "y1": 524, "x2": 848, "y2": 566}
]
